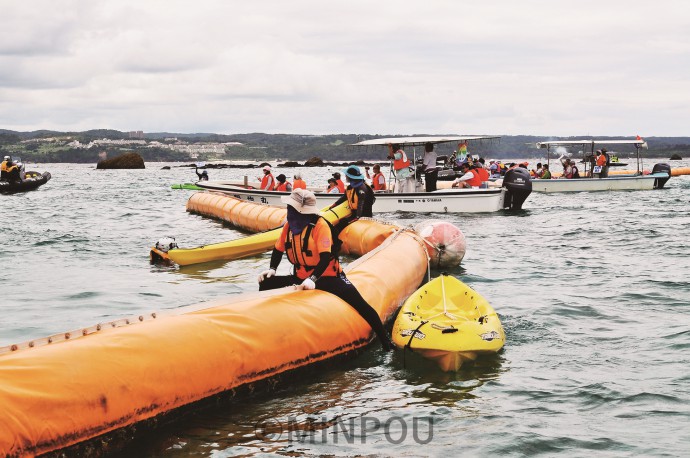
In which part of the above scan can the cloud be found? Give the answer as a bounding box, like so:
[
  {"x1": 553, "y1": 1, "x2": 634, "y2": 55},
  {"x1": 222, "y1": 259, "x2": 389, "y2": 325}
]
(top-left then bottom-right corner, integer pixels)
[{"x1": 1, "y1": 0, "x2": 689, "y2": 135}]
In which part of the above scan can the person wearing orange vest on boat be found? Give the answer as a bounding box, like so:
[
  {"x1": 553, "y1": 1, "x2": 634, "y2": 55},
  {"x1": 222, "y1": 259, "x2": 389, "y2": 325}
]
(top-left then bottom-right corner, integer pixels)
[
  {"x1": 474, "y1": 162, "x2": 490, "y2": 188},
  {"x1": 452, "y1": 162, "x2": 482, "y2": 188},
  {"x1": 0, "y1": 156, "x2": 10, "y2": 180},
  {"x1": 259, "y1": 165, "x2": 275, "y2": 190},
  {"x1": 274, "y1": 174, "x2": 292, "y2": 192},
  {"x1": 330, "y1": 165, "x2": 375, "y2": 220},
  {"x1": 292, "y1": 172, "x2": 307, "y2": 190},
  {"x1": 258, "y1": 188, "x2": 392, "y2": 351},
  {"x1": 326, "y1": 178, "x2": 340, "y2": 194},
  {"x1": 365, "y1": 164, "x2": 386, "y2": 191},
  {"x1": 595, "y1": 150, "x2": 607, "y2": 178},
  {"x1": 388, "y1": 143, "x2": 415, "y2": 193},
  {"x1": 332, "y1": 172, "x2": 345, "y2": 193}
]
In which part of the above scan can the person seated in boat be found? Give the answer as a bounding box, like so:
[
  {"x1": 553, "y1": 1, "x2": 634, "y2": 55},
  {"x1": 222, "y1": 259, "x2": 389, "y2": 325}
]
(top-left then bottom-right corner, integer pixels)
[
  {"x1": 194, "y1": 167, "x2": 209, "y2": 181},
  {"x1": 331, "y1": 172, "x2": 346, "y2": 193},
  {"x1": 540, "y1": 164, "x2": 552, "y2": 179},
  {"x1": 330, "y1": 165, "x2": 375, "y2": 221},
  {"x1": 0, "y1": 156, "x2": 10, "y2": 180},
  {"x1": 258, "y1": 165, "x2": 275, "y2": 190},
  {"x1": 257, "y1": 188, "x2": 392, "y2": 351},
  {"x1": 365, "y1": 164, "x2": 387, "y2": 191},
  {"x1": 531, "y1": 162, "x2": 543, "y2": 178},
  {"x1": 451, "y1": 162, "x2": 481, "y2": 188},
  {"x1": 488, "y1": 160, "x2": 500, "y2": 179},
  {"x1": 274, "y1": 174, "x2": 292, "y2": 192},
  {"x1": 326, "y1": 178, "x2": 340, "y2": 194},
  {"x1": 563, "y1": 159, "x2": 580, "y2": 179},
  {"x1": 1, "y1": 158, "x2": 21, "y2": 182},
  {"x1": 292, "y1": 173, "x2": 307, "y2": 190}
]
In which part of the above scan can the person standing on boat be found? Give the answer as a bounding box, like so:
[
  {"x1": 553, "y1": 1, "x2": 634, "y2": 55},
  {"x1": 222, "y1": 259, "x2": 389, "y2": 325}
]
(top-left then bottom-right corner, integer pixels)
[
  {"x1": 275, "y1": 174, "x2": 292, "y2": 192},
  {"x1": 365, "y1": 164, "x2": 387, "y2": 191},
  {"x1": 599, "y1": 149, "x2": 610, "y2": 178},
  {"x1": 257, "y1": 188, "x2": 392, "y2": 351},
  {"x1": 293, "y1": 173, "x2": 307, "y2": 190},
  {"x1": 422, "y1": 142, "x2": 438, "y2": 192},
  {"x1": 259, "y1": 165, "x2": 275, "y2": 190},
  {"x1": 388, "y1": 144, "x2": 415, "y2": 193}
]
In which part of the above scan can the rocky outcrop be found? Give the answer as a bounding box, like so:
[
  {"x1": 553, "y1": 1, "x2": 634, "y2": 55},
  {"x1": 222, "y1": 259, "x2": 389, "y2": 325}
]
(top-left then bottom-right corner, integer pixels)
[
  {"x1": 304, "y1": 157, "x2": 324, "y2": 166},
  {"x1": 280, "y1": 161, "x2": 300, "y2": 167},
  {"x1": 669, "y1": 154, "x2": 683, "y2": 160},
  {"x1": 97, "y1": 152, "x2": 145, "y2": 169}
]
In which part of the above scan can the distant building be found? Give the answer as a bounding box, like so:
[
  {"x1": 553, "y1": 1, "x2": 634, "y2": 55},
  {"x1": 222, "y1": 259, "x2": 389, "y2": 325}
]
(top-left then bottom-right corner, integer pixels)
[{"x1": 128, "y1": 131, "x2": 144, "y2": 139}]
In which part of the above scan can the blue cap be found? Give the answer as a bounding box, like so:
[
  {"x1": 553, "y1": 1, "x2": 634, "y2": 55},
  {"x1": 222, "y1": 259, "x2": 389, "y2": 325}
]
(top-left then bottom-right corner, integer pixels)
[{"x1": 344, "y1": 165, "x2": 364, "y2": 180}]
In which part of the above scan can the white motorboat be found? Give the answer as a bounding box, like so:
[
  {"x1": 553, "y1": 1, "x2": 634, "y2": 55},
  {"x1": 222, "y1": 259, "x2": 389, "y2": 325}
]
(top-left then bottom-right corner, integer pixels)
[
  {"x1": 533, "y1": 139, "x2": 671, "y2": 193},
  {"x1": 197, "y1": 136, "x2": 533, "y2": 213}
]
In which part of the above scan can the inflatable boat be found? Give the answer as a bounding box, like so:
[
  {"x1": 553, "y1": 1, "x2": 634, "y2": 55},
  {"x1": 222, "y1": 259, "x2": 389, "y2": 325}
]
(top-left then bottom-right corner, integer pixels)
[
  {"x1": 392, "y1": 274, "x2": 505, "y2": 371},
  {"x1": 0, "y1": 171, "x2": 51, "y2": 194}
]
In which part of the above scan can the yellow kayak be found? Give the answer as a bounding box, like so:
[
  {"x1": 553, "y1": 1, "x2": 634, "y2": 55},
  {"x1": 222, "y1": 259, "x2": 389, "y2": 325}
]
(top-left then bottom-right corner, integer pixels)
[
  {"x1": 151, "y1": 201, "x2": 352, "y2": 266},
  {"x1": 392, "y1": 274, "x2": 505, "y2": 371}
]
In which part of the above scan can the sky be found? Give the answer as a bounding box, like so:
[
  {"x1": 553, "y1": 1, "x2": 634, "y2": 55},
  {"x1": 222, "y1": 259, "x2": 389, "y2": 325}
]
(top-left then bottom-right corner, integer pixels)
[{"x1": 1, "y1": 0, "x2": 689, "y2": 137}]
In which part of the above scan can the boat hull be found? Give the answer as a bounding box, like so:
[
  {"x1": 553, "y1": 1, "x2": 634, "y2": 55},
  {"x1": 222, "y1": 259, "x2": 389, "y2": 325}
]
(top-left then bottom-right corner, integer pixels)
[
  {"x1": 196, "y1": 182, "x2": 506, "y2": 213},
  {"x1": 530, "y1": 173, "x2": 668, "y2": 193},
  {"x1": 0, "y1": 171, "x2": 51, "y2": 194}
]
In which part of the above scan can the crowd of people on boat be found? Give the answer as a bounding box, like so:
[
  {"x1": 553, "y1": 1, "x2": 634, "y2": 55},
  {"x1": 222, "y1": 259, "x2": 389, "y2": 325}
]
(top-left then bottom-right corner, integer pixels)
[{"x1": 243, "y1": 139, "x2": 618, "y2": 197}]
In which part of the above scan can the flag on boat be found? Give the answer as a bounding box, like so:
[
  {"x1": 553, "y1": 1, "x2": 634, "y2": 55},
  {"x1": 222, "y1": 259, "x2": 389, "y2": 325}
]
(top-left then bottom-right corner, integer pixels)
[{"x1": 636, "y1": 135, "x2": 649, "y2": 149}]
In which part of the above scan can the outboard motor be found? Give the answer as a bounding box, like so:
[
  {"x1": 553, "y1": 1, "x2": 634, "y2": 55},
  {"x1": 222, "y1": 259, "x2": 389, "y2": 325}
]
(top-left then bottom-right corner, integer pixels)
[
  {"x1": 651, "y1": 163, "x2": 671, "y2": 189},
  {"x1": 502, "y1": 167, "x2": 532, "y2": 210}
]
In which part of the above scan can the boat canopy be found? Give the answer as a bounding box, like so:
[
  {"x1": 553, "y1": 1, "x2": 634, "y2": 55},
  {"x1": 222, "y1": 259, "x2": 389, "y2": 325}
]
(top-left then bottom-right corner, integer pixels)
[
  {"x1": 536, "y1": 139, "x2": 645, "y2": 149},
  {"x1": 352, "y1": 135, "x2": 500, "y2": 147}
]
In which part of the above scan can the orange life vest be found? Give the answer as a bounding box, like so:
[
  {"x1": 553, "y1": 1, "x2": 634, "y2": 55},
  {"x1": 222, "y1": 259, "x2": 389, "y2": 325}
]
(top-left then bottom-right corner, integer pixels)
[
  {"x1": 280, "y1": 219, "x2": 341, "y2": 280},
  {"x1": 596, "y1": 154, "x2": 607, "y2": 166},
  {"x1": 260, "y1": 174, "x2": 275, "y2": 190},
  {"x1": 336, "y1": 179, "x2": 345, "y2": 193},
  {"x1": 275, "y1": 181, "x2": 291, "y2": 192},
  {"x1": 293, "y1": 179, "x2": 307, "y2": 189},
  {"x1": 372, "y1": 172, "x2": 386, "y2": 190},
  {"x1": 466, "y1": 170, "x2": 483, "y2": 187},
  {"x1": 393, "y1": 150, "x2": 410, "y2": 171},
  {"x1": 476, "y1": 167, "x2": 489, "y2": 182}
]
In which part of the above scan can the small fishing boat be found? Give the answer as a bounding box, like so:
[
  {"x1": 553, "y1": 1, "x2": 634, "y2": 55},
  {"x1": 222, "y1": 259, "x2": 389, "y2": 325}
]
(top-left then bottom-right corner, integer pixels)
[
  {"x1": 532, "y1": 139, "x2": 671, "y2": 192},
  {"x1": 0, "y1": 171, "x2": 51, "y2": 194},
  {"x1": 197, "y1": 136, "x2": 532, "y2": 213},
  {"x1": 392, "y1": 275, "x2": 505, "y2": 371}
]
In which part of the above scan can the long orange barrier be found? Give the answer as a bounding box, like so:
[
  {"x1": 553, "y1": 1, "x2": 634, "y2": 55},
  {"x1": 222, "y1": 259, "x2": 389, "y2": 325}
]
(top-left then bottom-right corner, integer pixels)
[
  {"x1": 187, "y1": 192, "x2": 287, "y2": 232},
  {"x1": 0, "y1": 229, "x2": 427, "y2": 456},
  {"x1": 671, "y1": 166, "x2": 690, "y2": 176},
  {"x1": 190, "y1": 191, "x2": 397, "y2": 256}
]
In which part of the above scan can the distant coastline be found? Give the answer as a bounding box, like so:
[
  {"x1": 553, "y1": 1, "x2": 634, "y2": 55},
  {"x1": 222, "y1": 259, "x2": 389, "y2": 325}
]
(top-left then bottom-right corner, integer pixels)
[{"x1": 1, "y1": 129, "x2": 687, "y2": 163}]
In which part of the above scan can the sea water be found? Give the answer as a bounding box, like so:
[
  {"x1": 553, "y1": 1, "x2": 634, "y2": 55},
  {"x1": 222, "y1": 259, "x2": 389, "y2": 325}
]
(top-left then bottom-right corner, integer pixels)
[{"x1": 1, "y1": 161, "x2": 689, "y2": 457}]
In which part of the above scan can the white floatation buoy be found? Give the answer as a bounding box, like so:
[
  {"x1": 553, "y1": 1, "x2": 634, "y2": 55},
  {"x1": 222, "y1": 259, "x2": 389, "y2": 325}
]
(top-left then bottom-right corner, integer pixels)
[{"x1": 414, "y1": 220, "x2": 466, "y2": 268}]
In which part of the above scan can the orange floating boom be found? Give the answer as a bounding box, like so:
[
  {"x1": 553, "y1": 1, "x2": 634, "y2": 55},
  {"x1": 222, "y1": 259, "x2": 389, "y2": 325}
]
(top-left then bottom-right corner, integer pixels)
[{"x1": 0, "y1": 229, "x2": 428, "y2": 456}]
